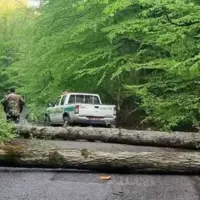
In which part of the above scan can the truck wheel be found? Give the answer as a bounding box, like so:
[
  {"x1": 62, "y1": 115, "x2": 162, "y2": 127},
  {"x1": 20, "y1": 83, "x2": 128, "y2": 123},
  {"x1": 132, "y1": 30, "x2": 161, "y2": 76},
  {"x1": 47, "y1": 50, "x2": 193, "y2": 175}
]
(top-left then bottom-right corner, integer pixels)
[
  {"x1": 44, "y1": 115, "x2": 51, "y2": 126},
  {"x1": 63, "y1": 116, "x2": 72, "y2": 127},
  {"x1": 107, "y1": 124, "x2": 116, "y2": 128}
]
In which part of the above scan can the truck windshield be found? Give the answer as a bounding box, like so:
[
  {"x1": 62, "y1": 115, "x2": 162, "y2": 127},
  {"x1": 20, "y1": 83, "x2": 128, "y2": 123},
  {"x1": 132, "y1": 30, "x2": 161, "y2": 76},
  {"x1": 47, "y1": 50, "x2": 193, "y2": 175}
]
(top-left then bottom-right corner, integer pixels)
[{"x1": 68, "y1": 95, "x2": 100, "y2": 104}]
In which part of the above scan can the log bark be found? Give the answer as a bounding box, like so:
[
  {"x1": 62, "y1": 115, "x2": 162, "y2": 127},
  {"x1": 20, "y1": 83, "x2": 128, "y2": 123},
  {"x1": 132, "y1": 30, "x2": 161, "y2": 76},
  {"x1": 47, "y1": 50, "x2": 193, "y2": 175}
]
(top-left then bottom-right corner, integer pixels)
[
  {"x1": 0, "y1": 142, "x2": 200, "y2": 174},
  {"x1": 14, "y1": 125, "x2": 200, "y2": 150}
]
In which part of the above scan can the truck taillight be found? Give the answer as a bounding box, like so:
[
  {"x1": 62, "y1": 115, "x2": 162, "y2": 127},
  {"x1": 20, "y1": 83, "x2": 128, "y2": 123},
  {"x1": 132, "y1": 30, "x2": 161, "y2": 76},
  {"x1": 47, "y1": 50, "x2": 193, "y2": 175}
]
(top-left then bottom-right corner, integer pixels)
[
  {"x1": 75, "y1": 105, "x2": 79, "y2": 114},
  {"x1": 113, "y1": 107, "x2": 116, "y2": 116}
]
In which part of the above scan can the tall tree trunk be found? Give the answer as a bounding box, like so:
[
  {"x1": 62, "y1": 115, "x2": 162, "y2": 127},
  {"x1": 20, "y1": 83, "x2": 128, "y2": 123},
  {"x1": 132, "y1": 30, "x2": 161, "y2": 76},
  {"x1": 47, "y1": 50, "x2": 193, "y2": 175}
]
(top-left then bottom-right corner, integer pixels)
[{"x1": 14, "y1": 125, "x2": 200, "y2": 149}]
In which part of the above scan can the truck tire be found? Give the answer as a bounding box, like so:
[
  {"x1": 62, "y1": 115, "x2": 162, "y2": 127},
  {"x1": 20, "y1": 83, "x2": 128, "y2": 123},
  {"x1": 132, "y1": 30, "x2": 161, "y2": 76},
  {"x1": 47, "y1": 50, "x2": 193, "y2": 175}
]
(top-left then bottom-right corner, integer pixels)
[
  {"x1": 44, "y1": 115, "x2": 51, "y2": 126},
  {"x1": 107, "y1": 124, "x2": 116, "y2": 128},
  {"x1": 63, "y1": 115, "x2": 72, "y2": 127}
]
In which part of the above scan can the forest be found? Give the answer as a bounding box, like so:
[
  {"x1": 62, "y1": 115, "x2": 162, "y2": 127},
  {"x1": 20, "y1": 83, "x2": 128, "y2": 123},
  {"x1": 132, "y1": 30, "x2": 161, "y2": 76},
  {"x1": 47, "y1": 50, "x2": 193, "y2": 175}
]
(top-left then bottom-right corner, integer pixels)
[{"x1": 1, "y1": 0, "x2": 200, "y2": 131}]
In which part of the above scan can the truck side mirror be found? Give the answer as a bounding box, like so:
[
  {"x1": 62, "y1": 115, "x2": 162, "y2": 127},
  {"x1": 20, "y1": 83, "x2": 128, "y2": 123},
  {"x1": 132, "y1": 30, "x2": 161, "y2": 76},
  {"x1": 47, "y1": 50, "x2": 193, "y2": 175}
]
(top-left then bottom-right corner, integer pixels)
[{"x1": 48, "y1": 103, "x2": 53, "y2": 107}]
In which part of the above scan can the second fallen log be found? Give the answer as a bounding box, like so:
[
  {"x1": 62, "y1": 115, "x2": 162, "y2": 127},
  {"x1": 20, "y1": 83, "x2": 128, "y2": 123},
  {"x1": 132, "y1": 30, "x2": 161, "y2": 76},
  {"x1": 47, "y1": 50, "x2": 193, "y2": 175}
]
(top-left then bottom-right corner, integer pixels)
[
  {"x1": 0, "y1": 142, "x2": 200, "y2": 173},
  {"x1": 14, "y1": 125, "x2": 200, "y2": 149}
]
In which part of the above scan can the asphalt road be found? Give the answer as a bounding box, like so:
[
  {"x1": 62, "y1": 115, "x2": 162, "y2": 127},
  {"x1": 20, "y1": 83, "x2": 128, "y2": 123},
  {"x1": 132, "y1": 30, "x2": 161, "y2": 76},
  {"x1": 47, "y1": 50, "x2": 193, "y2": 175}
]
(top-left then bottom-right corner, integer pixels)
[
  {"x1": 1, "y1": 139, "x2": 200, "y2": 200},
  {"x1": 0, "y1": 168, "x2": 200, "y2": 200},
  {"x1": 1, "y1": 112, "x2": 199, "y2": 200}
]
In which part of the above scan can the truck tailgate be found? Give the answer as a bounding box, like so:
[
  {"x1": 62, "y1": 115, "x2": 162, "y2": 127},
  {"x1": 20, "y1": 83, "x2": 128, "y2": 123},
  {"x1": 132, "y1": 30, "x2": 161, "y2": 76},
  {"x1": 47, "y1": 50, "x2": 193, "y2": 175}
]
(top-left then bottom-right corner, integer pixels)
[{"x1": 78, "y1": 104, "x2": 115, "y2": 118}]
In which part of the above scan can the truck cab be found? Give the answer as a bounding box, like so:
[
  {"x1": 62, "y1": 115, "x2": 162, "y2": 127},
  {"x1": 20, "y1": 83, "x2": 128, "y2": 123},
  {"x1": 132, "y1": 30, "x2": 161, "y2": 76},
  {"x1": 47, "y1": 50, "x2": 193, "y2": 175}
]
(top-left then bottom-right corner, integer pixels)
[{"x1": 45, "y1": 92, "x2": 116, "y2": 127}]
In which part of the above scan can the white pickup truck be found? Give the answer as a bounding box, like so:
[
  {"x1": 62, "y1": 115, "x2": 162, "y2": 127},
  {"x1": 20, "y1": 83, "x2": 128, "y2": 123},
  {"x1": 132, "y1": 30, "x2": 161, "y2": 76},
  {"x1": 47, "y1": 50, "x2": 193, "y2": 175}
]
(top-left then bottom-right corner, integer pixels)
[{"x1": 44, "y1": 92, "x2": 116, "y2": 127}]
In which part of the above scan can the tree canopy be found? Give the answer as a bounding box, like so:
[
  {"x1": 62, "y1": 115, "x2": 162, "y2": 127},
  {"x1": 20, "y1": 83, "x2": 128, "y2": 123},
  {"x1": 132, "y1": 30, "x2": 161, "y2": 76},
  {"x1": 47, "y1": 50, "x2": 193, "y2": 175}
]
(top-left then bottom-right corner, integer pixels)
[{"x1": 3, "y1": 0, "x2": 200, "y2": 130}]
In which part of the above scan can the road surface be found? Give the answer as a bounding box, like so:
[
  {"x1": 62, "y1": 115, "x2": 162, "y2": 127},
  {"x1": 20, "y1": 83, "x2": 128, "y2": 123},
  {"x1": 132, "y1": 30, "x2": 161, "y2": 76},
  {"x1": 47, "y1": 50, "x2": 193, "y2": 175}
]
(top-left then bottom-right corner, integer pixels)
[
  {"x1": 0, "y1": 140, "x2": 200, "y2": 200},
  {"x1": 0, "y1": 168, "x2": 200, "y2": 200},
  {"x1": 2, "y1": 111, "x2": 200, "y2": 200}
]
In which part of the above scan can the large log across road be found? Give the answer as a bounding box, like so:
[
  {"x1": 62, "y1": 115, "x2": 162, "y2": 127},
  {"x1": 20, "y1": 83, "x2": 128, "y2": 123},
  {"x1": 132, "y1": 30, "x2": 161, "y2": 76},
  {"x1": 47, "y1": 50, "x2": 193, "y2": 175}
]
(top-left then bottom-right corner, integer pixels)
[
  {"x1": 0, "y1": 141, "x2": 200, "y2": 174},
  {"x1": 14, "y1": 125, "x2": 200, "y2": 150}
]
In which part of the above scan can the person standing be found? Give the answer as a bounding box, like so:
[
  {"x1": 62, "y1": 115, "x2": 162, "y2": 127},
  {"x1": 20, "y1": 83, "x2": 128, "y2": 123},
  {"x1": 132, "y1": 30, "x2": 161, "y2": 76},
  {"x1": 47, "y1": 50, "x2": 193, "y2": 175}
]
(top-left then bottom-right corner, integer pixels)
[{"x1": 2, "y1": 88, "x2": 25, "y2": 123}]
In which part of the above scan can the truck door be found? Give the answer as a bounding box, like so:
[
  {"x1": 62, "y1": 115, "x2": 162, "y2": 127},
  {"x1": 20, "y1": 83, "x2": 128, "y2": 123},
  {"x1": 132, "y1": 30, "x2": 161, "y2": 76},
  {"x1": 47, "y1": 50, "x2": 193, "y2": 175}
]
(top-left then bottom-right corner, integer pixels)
[
  {"x1": 55, "y1": 95, "x2": 67, "y2": 123},
  {"x1": 51, "y1": 96, "x2": 62, "y2": 123}
]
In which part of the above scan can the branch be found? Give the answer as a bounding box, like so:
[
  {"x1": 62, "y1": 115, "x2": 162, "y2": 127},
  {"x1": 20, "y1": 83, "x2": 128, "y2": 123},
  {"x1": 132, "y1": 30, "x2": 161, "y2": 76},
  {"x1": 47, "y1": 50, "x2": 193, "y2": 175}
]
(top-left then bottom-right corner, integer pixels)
[
  {"x1": 120, "y1": 107, "x2": 139, "y2": 124},
  {"x1": 99, "y1": 87, "x2": 115, "y2": 102},
  {"x1": 162, "y1": 7, "x2": 200, "y2": 27}
]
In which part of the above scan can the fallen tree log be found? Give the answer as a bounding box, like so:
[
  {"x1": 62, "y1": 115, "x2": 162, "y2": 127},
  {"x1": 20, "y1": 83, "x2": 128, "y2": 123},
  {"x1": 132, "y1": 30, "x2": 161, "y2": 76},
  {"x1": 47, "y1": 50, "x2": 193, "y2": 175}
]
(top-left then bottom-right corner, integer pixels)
[
  {"x1": 14, "y1": 125, "x2": 200, "y2": 150},
  {"x1": 0, "y1": 142, "x2": 200, "y2": 174}
]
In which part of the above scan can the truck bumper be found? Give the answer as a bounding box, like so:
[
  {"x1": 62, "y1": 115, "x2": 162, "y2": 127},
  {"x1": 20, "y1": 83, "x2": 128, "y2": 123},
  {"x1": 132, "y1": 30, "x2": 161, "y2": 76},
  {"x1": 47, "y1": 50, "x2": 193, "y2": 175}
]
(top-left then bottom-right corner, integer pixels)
[{"x1": 75, "y1": 117, "x2": 116, "y2": 126}]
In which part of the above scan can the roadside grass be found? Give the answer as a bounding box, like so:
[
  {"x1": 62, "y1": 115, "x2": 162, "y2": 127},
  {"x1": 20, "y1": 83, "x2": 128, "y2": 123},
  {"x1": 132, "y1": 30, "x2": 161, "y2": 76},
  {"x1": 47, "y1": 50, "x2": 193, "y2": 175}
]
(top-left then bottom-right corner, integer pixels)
[{"x1": 0, "y1": 106, "x2": 16, "y2": 142}]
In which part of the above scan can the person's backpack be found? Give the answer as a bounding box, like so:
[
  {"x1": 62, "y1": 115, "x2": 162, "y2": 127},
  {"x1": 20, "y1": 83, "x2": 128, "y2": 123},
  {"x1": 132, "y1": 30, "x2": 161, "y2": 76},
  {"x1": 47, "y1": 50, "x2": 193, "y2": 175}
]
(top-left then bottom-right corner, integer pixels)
[{"x1": 6, "y1": 94, "x2": 20, "y2": 116}]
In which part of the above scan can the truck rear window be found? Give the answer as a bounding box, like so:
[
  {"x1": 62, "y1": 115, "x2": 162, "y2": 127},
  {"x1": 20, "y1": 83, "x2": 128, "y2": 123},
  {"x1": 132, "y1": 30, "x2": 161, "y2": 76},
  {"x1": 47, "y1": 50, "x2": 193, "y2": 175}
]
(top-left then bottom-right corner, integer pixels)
[{"x1": 68, "y1": 95, "x2": 100, "y2": 104}]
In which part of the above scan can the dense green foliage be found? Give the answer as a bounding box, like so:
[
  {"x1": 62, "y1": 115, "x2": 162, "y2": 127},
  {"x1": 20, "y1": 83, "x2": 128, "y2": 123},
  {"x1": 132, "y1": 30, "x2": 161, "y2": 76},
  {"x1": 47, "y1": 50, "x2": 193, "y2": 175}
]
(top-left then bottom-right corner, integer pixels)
[
  {"x1": 2, "y1": 0, "x2": 200, "y2": 131},
  {"x1": 0, "y1": 107, "x2": 15, "y2": 142},
  {"x1": 0, "y1": 8, "x2": 36, "y2": 98}
]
